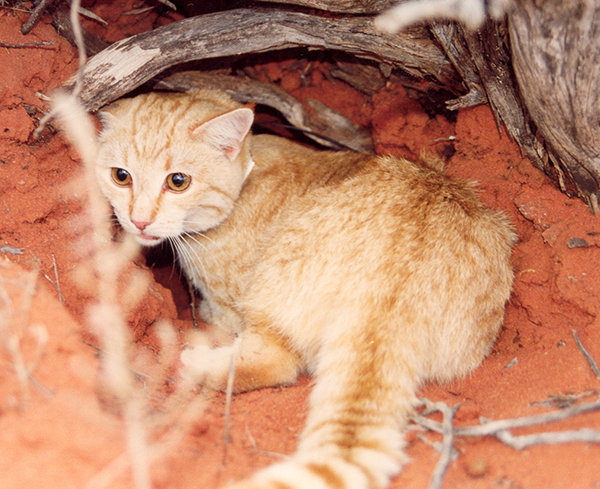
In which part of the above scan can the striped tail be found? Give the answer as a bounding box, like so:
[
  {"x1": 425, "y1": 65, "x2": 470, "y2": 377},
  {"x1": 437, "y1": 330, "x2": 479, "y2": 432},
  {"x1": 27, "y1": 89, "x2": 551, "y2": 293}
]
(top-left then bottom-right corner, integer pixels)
[{"x1": 226, "y1": 334, "x2": 419, "y2": 489}]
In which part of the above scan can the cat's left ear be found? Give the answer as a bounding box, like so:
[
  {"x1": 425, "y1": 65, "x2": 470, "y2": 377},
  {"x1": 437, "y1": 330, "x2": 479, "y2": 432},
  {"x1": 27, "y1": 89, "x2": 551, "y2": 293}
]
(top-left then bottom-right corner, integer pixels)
[
  {"x1": 192, "y1": 108, "x2": 254, "y2": 161},
  {"x1": 97, "y1": 111, "x2": 116, "y2": 129}
]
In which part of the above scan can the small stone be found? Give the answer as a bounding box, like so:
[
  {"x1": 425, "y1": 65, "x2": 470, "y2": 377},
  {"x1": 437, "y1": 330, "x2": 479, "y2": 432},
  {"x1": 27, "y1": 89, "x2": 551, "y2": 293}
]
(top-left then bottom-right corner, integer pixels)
[
  {"x1": 465, "y1": 457, "x2": 489, "y2": 478},
  {"x1": 568, "y1": 237, "x2": 589, "y2": 248}
]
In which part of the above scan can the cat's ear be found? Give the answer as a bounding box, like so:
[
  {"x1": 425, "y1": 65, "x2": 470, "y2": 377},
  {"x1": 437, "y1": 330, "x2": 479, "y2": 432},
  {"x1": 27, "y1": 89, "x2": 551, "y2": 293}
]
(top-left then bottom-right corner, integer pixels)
[
  {"x1": 97, "y1": 105, "x2": 119, "y2": 130},
  {"x1": 191, "y1": 108, "x2": 254, "y2": 161}
]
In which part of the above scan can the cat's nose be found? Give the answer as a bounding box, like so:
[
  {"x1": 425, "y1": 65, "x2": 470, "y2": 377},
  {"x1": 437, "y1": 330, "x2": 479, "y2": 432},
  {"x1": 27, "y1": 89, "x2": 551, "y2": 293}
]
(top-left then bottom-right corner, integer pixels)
[{"x1": 131, "y1": 220, "x2": 151, "y2": 231}]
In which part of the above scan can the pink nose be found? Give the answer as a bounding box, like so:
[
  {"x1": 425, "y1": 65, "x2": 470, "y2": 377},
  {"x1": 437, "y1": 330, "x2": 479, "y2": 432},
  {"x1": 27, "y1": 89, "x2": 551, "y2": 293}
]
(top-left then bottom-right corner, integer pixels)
[{"x1": 131, "y1": 220, "x2": 151, "y2": 231}]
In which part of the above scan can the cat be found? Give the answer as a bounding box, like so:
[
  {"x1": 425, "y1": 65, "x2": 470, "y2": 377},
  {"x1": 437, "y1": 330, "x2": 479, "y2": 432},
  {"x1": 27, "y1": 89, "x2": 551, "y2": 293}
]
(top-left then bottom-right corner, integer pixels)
[{"x1": 96, "y1": 88, "x2": 516, "y2": 489}]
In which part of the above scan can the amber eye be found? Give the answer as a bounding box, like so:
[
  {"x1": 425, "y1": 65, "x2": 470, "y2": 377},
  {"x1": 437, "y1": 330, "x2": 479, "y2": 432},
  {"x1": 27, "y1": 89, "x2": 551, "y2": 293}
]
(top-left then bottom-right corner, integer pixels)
[
  {"x1": 111, "y1": 168, "x2": 132, "y2": 186},
  {"x1": 166, "y1": 172, "x2": 191, "y2": 192}
]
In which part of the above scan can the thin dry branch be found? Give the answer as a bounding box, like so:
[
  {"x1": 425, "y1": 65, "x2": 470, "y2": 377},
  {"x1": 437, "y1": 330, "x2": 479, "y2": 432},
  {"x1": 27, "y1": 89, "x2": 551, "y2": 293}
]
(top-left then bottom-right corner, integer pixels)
[
  {"x1": 495, "y1": 427, "x2": 600, "y2": 450},
  {"x1": 412, "y1": 396, "x2": 600, "y2": 440},
  {"x1": 412, "y1": 396, "x2": 600, "y2": 489},
  {"x1": 454, "y1": 396, "x2": 600, "y2": 437},
  {"x1": 0, "y1": 41, "x2": 55, "y2": 48},
  {"x1": 572, "y1": 329, "x2": 600, "y2": 379},
  {"x1": 423, "y1": 400, "x2": 460, "y2": 489},
  {"x1": 20, "y1": 0, "x2": 57, "y2": 35},
  {"x1": 0, "y1": 269, "x2": 49, "y2": 408}
]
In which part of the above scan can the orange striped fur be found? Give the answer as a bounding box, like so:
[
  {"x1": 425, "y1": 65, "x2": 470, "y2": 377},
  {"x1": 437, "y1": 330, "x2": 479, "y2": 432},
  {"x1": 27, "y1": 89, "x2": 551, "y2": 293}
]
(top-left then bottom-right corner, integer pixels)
[{"x1": 97, "y1": 89, "x2": 516, "y2": 489}]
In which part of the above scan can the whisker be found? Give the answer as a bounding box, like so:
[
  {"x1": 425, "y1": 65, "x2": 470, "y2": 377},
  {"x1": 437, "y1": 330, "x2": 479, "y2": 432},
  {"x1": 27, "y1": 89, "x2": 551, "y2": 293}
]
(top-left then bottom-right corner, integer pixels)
[
  {"x1": 171, "y1": 235, "x2": 210, "y2": 289},
  {"x1": 184, "y1": 230, "x2": 218, "y2": 247}
]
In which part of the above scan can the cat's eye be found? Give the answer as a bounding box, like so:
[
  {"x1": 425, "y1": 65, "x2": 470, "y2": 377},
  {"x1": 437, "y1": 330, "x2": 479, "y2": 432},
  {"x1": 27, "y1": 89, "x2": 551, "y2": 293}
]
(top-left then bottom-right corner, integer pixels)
[
  {"x1": 166, "y1": 172, "x2": 191, "y2": 192},
  {"x1": 111, "y1": 167, "x2": 132, "y2": 186}
]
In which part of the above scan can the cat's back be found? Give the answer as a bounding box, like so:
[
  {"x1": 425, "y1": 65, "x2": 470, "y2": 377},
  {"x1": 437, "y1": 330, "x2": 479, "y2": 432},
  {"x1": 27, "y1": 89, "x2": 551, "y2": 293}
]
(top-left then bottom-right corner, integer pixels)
[
  {"x1": 249, "y1": 134, "x2": 513, "y2": 245},
  {"x1": 246, "y1": 134, "x2": 515, "y2": 305}
]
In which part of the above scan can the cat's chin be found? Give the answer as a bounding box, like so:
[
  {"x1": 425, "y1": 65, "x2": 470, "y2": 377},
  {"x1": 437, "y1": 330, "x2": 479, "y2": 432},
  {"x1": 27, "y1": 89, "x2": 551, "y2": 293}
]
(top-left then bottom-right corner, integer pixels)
[{"x1": 134, "y1": 234, "x2": 164, "y2": 247}]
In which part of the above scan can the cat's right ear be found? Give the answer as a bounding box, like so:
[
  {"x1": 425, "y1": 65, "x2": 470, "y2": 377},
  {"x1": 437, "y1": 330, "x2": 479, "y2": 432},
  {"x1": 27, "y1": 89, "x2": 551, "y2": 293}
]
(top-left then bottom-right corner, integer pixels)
[
  {"x1": 97, "y1": 109, "x2": 118, "y2": 131},
  {"x1": 97, "y1": 101, "x2": 124, "y2": 131},
  {"x1": 191, "y1": 108, "x2": 254, "y2": 161}
]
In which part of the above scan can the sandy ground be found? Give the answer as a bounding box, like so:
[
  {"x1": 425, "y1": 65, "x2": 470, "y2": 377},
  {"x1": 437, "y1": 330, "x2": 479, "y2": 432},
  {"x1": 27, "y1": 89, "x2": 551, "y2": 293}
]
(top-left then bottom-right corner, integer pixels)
[{"x1": 1, "y1": 3, "x2": 599, "y2": 489}]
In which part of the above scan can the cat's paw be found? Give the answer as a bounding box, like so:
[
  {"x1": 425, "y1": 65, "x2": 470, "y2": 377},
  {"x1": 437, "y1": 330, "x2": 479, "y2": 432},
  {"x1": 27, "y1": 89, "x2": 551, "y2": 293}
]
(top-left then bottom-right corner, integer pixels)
[{"x1": 180, "y1": 343, "x2": 233, "y2": 391}]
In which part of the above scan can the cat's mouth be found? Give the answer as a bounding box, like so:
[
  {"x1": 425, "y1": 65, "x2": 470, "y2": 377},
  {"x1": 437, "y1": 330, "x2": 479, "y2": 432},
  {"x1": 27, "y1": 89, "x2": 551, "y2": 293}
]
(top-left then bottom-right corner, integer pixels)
[{"x1": 136, "y1": 232, "x2": 163, "y2": 246}]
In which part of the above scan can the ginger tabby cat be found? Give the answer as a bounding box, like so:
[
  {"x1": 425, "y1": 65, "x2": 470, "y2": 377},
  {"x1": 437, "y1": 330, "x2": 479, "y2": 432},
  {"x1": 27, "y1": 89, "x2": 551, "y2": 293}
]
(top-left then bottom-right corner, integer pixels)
[{"x1": 96, "y1": 89, "x2": 516, "y2": 489}]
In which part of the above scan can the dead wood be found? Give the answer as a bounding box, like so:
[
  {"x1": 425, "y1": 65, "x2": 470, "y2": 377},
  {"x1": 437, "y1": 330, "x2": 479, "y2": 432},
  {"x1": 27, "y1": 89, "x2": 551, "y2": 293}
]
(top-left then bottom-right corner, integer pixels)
[
  {"x1": 21, "y1": 0, "x2": 59, "y2": 35},
  {"x1": 509, "y1": 0, "x2": 600, "y2": 212},
  {"x1": 429, "y1": 22, "x2": 487, "y2": 110},
  {"x1": 430, "y1": 20, "x2": 545, "y2": 172},
  {"x1": 46, "y1": 1, "x2": 600, "y2": 211},
  {"x1": 50, "y1": 6, "x2": 110, "y2": 56},
  {"x1": 252, "y1": 0, "x2": 397, "y2": 13},
  {"x1": 329, "y1": 61, "x2": 387, "y2": 95},
  {"x1": 66, "y1": 8, "x2": 460, "y2": 113},
  {"x1": 152, "y1": 71, "x2": 373, "y2": 152}
]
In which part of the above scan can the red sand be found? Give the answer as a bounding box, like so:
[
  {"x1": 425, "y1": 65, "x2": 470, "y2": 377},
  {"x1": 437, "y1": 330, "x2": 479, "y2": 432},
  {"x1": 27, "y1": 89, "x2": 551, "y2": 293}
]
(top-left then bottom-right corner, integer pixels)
[{"x1": 0, "y1": 4, "x2": 599, "y2": 489}]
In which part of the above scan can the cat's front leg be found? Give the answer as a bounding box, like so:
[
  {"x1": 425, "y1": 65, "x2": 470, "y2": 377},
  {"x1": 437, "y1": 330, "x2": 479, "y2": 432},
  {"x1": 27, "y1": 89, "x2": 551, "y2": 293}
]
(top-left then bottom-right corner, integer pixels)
[
  {"x1": 195, "y1": 290, "x2": 245, "y2": 336},
  {"x1": 181, "y1": 327, "x2": 302, "y2": 393}
]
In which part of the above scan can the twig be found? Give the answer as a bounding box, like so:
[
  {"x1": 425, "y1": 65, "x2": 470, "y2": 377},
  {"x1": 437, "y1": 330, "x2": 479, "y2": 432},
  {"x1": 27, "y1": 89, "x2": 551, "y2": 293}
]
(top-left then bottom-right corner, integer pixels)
[
  {"x1": 412, "y1": 396, "x2": 600, "y2": 438},
  {"x1": 573, "y1": 329, "x2": 600, "y2": 379},
  {"x1": 530, "y1": 390, "x2": 598, "y2": 409},
  {"x1": 20, "y1": 0, "x2": 58, "y2": 35},
  {"x1": 245, "y1": 423, "x2": 258, "y2": 450},
  {"x1": 27, "y1": 250, "x2": 63, "y2": 301},
  {"x1": 0, "y1": 41, "x2": 55, "y2": 48},
  {"x1": 426, "y1": 400, "x2": 459, "y2": 489},
  {"x1": 457, "y1": 396, "x2": 600, "y2": 436},
  {"x1": 412, "y1": 396, "x2": 600, "y2": 489},
  {"x1": 154, "y1": 72, "x2": 372, "y2": 152},
  {"x1": 495, "y1": 427, "x2": 600, "y2": 450}
]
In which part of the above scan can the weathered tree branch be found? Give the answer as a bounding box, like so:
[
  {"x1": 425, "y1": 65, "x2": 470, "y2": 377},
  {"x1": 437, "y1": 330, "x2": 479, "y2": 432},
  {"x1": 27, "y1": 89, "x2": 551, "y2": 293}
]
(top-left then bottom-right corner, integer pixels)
[
  {"x1": 253, "y1": 0, "x2": 398, "y2": 13},
  {"x1": 152, "y1": 71, "x2": 373, "y2": 152},
  {"x1": 51, "y1": 6, "x2": 110, "y2": 56},
  {"x1": 66, "y1": 8, "x2": 460, "y2": 113},
  {"x1": 47, "y1": 0, "x2": 600, "y2": 210},
  {"x1": 509, "y1": 1, "x2": 600, "y2": 212}
]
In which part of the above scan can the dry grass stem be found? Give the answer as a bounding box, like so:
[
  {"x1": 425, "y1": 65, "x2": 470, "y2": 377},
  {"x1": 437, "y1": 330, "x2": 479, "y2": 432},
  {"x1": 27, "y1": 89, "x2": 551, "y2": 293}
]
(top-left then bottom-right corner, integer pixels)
[
  {"x1": 52, "y1": 2, "x2": 150, "y2": 486},
  {"x1": 51, "y1": 253, "x2": 64, "y2": 303},
  {"x1": 78, "y1": 6, "x2": 107, "y2": 25},
  {"x1": 0, "y1": 269, "x2": 49, "y2": 408},
  {"x1": 51, "y1": 5, "x2": 210, "y2": 487}
]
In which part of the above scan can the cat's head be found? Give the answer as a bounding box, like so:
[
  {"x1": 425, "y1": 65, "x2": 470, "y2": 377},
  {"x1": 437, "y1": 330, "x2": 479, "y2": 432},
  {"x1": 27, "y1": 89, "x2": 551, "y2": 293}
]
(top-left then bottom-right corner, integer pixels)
[{"x1": 96, "y1": 90, "x2": 254, "y2": 247}]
